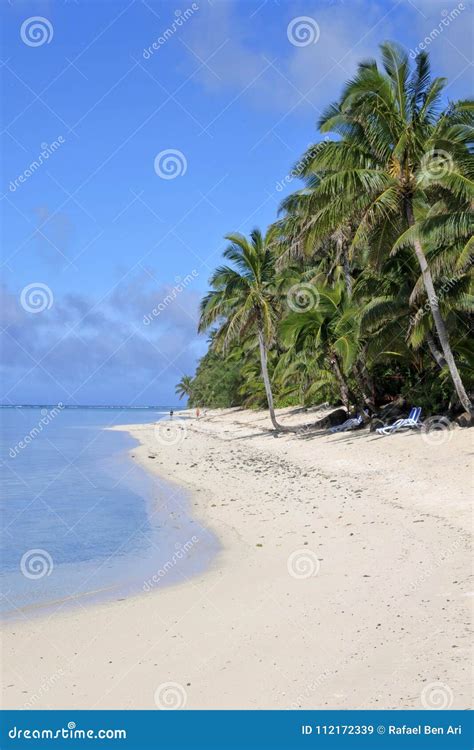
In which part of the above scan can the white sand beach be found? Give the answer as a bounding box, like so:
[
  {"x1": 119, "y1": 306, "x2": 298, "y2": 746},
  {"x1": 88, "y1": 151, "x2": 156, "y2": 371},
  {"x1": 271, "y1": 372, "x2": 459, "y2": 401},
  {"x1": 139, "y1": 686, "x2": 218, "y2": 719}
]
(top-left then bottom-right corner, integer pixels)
[{"x1": 1, "y1": 407, "x2": 472, "y2": 710}]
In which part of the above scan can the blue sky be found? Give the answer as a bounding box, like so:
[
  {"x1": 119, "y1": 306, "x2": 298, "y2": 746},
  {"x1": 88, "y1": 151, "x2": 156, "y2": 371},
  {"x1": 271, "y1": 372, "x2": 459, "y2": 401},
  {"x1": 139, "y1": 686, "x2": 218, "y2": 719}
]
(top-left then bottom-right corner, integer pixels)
[{"x1": 1, "y1": 0, "x2": 472, "y2": 405}]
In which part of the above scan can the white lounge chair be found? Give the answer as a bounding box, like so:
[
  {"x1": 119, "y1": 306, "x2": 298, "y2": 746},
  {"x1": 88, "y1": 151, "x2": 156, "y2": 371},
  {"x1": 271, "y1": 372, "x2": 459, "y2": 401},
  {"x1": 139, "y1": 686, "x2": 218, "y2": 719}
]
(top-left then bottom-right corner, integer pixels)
[
  {"x1": 376, "y1": 406, "x2": 422, "y2": 435},
  {"x1": 330, "y1": 414, "x2": 364, "y2": 433}
]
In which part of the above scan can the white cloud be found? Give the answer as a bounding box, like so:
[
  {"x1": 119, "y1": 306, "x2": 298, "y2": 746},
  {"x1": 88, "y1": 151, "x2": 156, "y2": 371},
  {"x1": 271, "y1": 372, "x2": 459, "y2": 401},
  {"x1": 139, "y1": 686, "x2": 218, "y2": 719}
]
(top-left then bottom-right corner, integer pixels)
[{"x1": 180, "y1": 0, "x2": 472, "y2": 116}]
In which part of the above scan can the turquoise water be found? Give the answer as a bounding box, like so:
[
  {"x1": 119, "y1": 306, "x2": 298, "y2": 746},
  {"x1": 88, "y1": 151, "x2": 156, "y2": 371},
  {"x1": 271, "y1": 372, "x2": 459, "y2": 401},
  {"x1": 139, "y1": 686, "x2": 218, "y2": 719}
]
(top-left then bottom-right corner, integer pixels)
[{"x1": 0, "y1": 407, "x2": 219, "y2": 618}]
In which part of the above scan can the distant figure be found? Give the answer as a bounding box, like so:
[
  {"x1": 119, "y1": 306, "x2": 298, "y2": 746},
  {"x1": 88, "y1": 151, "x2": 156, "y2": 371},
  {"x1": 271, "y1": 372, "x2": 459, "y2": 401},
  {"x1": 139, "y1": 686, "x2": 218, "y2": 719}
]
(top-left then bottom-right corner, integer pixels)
[
  {"x1": 169, "y1": 409, "x2": 174, "y2": 419},
  {"x1": 196, "y1": 408, "x2": 200, "y2": 418}
]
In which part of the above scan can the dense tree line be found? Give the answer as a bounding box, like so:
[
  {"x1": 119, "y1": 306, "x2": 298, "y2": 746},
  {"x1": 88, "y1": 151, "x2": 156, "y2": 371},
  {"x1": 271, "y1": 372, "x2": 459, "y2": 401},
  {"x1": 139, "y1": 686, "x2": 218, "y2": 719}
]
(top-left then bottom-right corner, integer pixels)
[{"x1": 176, "y1": 43, "x2": 473, "y2": 426}]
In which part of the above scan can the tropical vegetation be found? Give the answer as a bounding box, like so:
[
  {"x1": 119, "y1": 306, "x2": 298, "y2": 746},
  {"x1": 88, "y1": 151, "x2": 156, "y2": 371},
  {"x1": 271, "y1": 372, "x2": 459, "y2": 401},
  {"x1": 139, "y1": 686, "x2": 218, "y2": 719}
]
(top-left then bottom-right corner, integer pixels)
[{"x1": 179, "y1": 43, "x2": 473, "y2": 427}]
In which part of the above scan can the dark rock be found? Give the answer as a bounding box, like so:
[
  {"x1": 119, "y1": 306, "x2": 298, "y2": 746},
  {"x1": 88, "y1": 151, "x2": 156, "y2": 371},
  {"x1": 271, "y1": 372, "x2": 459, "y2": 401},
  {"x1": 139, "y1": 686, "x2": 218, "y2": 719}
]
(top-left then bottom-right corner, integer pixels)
[
  {"x1": 456, "y1": 411, "x2": 473, "y2": 428},
  {"x1": 317, "y1": 408, "x2": 347, "y2": 428},
  {"x1": 369, "y1": 418, "x2": 384, "y2": 433}
]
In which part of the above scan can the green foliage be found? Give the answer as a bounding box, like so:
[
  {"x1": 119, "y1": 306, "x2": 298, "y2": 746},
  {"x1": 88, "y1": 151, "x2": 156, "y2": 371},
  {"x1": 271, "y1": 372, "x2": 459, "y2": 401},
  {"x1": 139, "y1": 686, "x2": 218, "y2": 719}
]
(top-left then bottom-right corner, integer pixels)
[
  {"x1": 177, "y1": 42, "x2": 473, "y2": 416},
  {"x1": 175, "y1": 375, "x2": 193, "y2": 400},
  {"x1": 187, "y1": 348, "x2": 243, "y2": 408}
]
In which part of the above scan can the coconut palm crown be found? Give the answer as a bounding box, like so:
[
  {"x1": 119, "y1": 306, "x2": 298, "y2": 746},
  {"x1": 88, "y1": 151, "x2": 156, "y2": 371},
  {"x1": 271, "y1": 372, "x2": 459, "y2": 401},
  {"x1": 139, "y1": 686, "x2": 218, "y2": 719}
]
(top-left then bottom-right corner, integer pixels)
[
  {"x1": 297, "y1": 42, "x2": 473, "y2": 412},
  {"x1": 198, "y1": 228, "x2": 285, "y2": 430}
]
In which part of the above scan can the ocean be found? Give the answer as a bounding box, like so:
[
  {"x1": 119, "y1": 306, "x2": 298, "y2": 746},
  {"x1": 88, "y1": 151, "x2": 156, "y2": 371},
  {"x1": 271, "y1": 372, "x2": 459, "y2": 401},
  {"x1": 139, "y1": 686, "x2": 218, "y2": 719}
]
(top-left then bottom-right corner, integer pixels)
[{"x1": 0, "y1": 407, "x2": 219, "y2": 618}]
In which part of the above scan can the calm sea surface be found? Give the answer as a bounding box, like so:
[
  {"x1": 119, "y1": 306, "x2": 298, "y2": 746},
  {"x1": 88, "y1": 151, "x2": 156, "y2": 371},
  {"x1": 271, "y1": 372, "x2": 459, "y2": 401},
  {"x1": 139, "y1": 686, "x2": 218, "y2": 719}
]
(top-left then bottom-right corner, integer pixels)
[{"x1": 0, "y1": 407, "x2": 219, "y2": 618}]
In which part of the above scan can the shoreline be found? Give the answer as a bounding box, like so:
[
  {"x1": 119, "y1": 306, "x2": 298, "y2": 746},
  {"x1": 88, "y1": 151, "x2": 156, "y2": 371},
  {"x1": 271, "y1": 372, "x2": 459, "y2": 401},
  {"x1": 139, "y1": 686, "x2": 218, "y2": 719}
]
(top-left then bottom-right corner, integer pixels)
[
  {"x1": 0, "y1": 419, "x2": 218, "y2": 624},
  {"x1": 1, "y1": 407, "x2": 472, "y2": 710}
]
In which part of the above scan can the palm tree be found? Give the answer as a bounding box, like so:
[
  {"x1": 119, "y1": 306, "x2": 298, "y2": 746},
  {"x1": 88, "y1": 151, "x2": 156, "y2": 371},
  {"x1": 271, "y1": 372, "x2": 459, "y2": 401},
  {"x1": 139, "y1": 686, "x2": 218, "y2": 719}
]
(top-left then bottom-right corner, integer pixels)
[
  {"x1": 301, "y1": 42, "x2": 473, "y2": 414},
  {"x1": 280, "y1": 281, "x2": 360, "y2": 411},
  {"x1": 274, "y1": 189, "x2": 355, "y2": 295},
  {"x1": 198, "y1": 229, "x2": 286, "y2": 430},
  {"x1": 175, "y1": 375, "x2": 194, "y2": 401}
]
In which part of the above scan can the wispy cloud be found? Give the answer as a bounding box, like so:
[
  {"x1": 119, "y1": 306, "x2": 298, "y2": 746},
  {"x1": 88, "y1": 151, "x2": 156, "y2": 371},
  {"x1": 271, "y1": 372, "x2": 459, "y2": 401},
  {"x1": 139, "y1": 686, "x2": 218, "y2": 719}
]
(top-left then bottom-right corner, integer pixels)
[
  {"x1": 0, "y1": 274, "x2": 204, "y2": 405},
  {"x1": 180, "y1": 0, "x2": 472, "y2": 117}
]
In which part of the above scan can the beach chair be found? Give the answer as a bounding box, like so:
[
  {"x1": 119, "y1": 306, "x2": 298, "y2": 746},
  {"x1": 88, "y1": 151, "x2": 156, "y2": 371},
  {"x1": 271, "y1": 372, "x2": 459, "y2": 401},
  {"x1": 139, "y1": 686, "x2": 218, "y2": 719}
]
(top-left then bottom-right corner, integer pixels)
[
  {"x1": 329, "y1": 414, "x2": 364, "y2": 433},
  {"x1": 376, "y1": 406, "x2": 422, "y2": 436}
]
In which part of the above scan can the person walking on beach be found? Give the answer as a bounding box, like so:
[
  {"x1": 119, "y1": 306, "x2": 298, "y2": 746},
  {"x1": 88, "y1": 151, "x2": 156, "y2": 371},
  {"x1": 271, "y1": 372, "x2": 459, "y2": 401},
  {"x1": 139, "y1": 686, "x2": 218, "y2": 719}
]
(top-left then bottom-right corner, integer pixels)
[{"x1": 169, "y1": 409, "x2": 174, "y2": 419}]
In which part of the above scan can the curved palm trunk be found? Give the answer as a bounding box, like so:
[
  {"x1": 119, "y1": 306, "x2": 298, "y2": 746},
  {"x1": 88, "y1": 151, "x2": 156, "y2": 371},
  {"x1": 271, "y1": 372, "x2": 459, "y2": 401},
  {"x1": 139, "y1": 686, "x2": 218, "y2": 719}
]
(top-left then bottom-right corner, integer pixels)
[
  {"x1": 330, "y1": 354, "x2": 351, "y2": 412},
  {"x1": 339, "y1": 239, "x2": 373, "y2": 415},
  {"x1": 426, "y1": 330, "x2": 447, "y2": 370},
  {"x1": 406, "y1": 200, "x2": 472, "y2": 415},
  {"x1": 257, "y1": 328, "x2": 285, "y2": 431}
]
